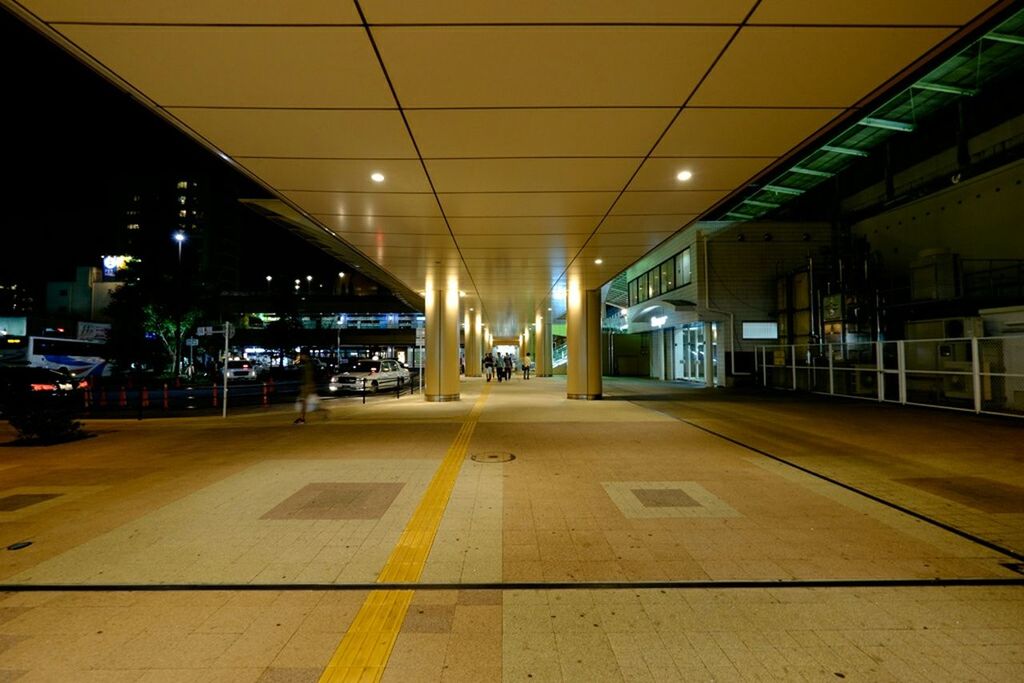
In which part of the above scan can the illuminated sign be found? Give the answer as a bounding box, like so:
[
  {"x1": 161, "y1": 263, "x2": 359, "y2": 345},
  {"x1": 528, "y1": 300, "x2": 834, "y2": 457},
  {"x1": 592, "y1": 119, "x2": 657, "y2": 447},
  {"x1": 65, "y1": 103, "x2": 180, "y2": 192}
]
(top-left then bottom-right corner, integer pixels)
[
  {"x1": 651, "y1": 315, "x2": 668, "y2": 328},
  {"x1": 101, "y1": 255, "x2": 135, "y2": 280}
]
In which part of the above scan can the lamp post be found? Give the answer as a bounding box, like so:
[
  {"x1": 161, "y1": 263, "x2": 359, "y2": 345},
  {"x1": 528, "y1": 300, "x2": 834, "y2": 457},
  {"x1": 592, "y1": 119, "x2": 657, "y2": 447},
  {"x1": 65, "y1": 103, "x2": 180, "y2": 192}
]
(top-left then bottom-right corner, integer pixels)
[
  {"x1": 265, "y1": 275, "x2": 272, "y2": 292},
  {"x1": 338, "y1": 271, "x2": 345, "y2": 295},
  {"x1": 173, "y1": 230, "x2": 186, "y2": 264},
  {"x1": 306, "y1": 274, "x2": 313, "y2": 294},
  {"x1": 172, "y1": 231, "x2": 187, "y2": 376}
]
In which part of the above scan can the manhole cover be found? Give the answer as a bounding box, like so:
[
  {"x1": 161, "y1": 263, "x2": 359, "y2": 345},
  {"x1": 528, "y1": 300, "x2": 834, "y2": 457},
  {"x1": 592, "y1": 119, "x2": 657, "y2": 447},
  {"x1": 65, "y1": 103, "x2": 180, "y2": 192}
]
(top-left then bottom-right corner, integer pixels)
[
  {"x1": 470, "y1": 451, "x2": 516, "y2": 463},
  {"x1": 6, "y1": 541, "x2": 32, "y2": 551}
]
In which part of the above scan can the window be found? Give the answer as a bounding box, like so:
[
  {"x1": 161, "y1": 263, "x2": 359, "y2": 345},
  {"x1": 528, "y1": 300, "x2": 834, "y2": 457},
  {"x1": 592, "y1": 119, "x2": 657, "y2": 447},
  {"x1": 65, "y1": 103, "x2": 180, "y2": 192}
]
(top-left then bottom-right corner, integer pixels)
[
  {"x1": 650, "y1": 266, "x2": 660, "y2": 296},
  {"x1": 178, "y1": 210, "x2": 187, "y2": 218},
  {"x1": 628, "y1": 279, "x2": 638, "y2": 306},
  {"x1": 127, "y1": 223, "x2": 140, "y2": 230},
  {"x1": 637, "y1": 273, "x2": 648, "y2": 302},
  {"x1": 178, "y1": 196, "x2": 187, "y2": 205},
  {"x1": 176, "y1": 181, "x2": 188, "y2": 189},
  {"x1": 660, "y1": 259, "x2": 674, "y2": 293},
  {"x1": 676, "y1": 248, "x2": 692, "y2": 286},
  {"x1": 742, "y1": 322, "x2": 779, "y2": 340}
]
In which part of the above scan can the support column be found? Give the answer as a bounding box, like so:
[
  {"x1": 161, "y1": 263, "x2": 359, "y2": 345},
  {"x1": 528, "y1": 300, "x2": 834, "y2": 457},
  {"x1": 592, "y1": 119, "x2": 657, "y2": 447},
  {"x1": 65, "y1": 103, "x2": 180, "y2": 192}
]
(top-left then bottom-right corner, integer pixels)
[
  {"x1": 535, "y1": 311, "x2": 552, "y2": 377},
  {"x1": 424, "y1": 284, "x2": 460, "y2": 402},
  {"x1": 567, "y1": 285, "x2": 602, "y2": 399},
  {"x1": 464, "y1": 310, "x2": 481, "y2": 377}
]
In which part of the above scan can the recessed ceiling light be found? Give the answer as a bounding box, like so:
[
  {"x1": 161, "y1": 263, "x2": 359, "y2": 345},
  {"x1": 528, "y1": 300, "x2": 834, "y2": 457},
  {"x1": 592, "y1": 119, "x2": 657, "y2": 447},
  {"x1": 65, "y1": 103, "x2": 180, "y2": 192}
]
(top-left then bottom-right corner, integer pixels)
[
  {"x1": 594, "y1": 258, "x2": 603, "y2": 265},
  {"x1": 370, "y1": 172, "x2": 385, "y2": 183},
  {"x1": 676, "y1": 170, "x2": 693, "y2": 182}
]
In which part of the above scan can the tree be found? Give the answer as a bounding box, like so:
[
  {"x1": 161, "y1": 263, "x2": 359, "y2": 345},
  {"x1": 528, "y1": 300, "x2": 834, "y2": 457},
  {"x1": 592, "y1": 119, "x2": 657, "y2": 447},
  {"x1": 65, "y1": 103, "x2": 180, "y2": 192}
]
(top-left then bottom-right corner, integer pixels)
[{"x1": 104, "y1": 262, "x2": 205, "y2": 377}]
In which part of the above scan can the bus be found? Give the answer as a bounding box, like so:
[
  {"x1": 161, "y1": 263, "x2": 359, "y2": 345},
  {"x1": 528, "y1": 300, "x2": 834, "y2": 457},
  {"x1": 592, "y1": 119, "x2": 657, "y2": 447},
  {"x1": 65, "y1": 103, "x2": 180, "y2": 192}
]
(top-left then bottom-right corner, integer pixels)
[{"x1": 0, "y1": 336, "x2": 109, "y2": 378}]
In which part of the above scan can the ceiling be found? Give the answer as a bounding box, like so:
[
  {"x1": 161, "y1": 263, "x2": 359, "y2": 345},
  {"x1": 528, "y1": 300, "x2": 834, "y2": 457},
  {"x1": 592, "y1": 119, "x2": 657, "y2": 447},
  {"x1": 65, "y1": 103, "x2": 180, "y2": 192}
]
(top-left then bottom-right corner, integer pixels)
[{"x1": 4, "y1": 0, "x2": 1008, "y2": 335}]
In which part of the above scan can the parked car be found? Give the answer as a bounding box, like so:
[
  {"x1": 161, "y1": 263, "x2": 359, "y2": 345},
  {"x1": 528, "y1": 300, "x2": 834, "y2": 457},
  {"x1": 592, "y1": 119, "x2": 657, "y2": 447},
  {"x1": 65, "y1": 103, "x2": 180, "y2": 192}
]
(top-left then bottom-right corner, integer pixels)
[
  {"x1": 329, "y1": 359, "x2": 410, "y2": 393},
  {"x1": 0, "y1": 366, "x2": 84, "y2": 416}
]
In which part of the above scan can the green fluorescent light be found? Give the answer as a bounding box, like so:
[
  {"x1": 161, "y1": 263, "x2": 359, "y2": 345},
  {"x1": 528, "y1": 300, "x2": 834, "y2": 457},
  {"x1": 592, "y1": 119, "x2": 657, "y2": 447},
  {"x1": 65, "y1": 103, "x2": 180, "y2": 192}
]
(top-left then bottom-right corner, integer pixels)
[
  {"x1": 914, "y1": 82, "x2": 977, "y2": 97},
  {"x1": 764, "y1": 184, "x2": 804, "y2": 196},
  {"x1": 789, "y1": 166, "x2": 834, "y2": 178},
  {"x1": 744, "y1": 199, "x2": 781, "y2": 209},
  {"x1": 985, "y1": 32, "x2": 1024, "y2": 46},
  {"x1": 725, "y1": 211, "x2": 754, "y2": 220},
  {"x1": 859, "y1": 117, "x2": 915, "y2": 132},
  {"x1": 822, "y1": 145, "x2": 869, "y2": 158}
]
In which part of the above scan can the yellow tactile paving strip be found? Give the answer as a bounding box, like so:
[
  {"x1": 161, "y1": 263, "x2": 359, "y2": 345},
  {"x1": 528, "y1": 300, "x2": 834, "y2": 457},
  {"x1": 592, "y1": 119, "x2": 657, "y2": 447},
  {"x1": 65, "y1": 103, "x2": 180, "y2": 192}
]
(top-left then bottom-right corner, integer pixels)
[{"x1": 318, "y1": 385, "x2": 491, "y2": 682}]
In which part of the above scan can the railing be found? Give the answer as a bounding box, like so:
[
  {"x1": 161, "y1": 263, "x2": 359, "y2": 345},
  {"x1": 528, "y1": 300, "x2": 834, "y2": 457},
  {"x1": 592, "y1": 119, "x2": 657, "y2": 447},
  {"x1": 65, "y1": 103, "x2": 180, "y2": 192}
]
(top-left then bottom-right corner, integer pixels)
[
  {"x1": 553, "y1": 342, "x2": 568, "y2": 367},
  {"x1": 755, "y1": 335, "x2": 1024, "y2": 418}
]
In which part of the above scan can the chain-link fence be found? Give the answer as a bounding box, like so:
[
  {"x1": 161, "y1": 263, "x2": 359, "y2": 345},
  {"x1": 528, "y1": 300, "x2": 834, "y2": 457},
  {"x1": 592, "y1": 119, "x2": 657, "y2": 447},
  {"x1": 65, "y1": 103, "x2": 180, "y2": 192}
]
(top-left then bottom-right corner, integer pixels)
[{"x1": 756, "y1": 336, "x2": 1024, "y2": 418}]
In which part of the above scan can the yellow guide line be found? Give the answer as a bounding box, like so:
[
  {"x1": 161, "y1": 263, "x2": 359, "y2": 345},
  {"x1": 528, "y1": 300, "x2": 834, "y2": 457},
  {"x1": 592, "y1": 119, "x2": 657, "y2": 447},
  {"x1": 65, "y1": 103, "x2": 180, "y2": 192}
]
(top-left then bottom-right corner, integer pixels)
[{"x1": 318, "y1": 385, "x2": 491, "y2": 682}]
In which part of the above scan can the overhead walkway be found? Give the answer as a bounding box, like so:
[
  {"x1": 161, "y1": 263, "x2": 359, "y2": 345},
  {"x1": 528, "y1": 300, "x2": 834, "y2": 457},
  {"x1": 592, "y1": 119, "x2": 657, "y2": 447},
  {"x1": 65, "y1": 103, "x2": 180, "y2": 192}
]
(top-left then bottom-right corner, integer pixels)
[{"x1": 0, "y1": 377, "x2": 1021, "y2": 680}]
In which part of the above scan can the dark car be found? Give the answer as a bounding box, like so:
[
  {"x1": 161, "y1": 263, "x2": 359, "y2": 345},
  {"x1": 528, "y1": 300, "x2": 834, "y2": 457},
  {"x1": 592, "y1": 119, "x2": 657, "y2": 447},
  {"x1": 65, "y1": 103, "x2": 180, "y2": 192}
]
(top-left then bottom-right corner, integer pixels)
[{"x1": 0, "y1": 366, "x2": 84, "y2": 416}]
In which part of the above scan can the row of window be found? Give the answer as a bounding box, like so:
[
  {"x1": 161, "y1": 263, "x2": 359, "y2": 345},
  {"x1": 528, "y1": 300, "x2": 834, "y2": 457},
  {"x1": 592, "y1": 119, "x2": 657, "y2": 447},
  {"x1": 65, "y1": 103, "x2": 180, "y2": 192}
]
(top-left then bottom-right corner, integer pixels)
[{"x1": 628, "y1": 248, "x2": 692, "y2": 306}]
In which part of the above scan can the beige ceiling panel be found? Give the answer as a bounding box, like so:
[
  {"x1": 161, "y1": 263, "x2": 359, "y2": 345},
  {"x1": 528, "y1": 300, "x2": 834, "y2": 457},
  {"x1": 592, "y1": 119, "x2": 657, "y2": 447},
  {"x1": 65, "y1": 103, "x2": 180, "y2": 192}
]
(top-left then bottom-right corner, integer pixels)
[
  {"x1": 654, "y1": 108, "x2": 844, "y2": 157},
  {"x1": 691, "y1": 26, "x2": 953, "y2": 107},
  {"x1": 599, "y1": 215, "x2": 697, "y2": 233},
  {"x1": 314, "y1": 215, "x2": 450, "y2": 235},
  {"x1": 286, "y1": 192, "x2": 440, "y2": 217},
  {"x1": 586, "y1": 231, "x2": 676, "y2": 249},
  {"x1": 612, "y1": 191, "x2": 729, "y2": 215},
  {"x1": 332, "y1": 233, "x2": 457, "y2": 250},
  {"x1": 242, "y1": 159, "x2": 431, "y2": 193},
  {"x1": 23, "y1": 1, "x2": 361, "y2": 23},
  {"x1": 449, "y1": 216, "x2": 600, "y2": 236},
  {"x1": 427, "y1": 158, "x2": 638, "y2": 193},
  {"x1": 363, "y1": 1, "x2": 757, "y2": 23},
  {"x1": 374, "y1": 26, "x2": 734, "y2": 107},
  {"x1": 407, "y1": 108, "x2": 675, "y2": 158},
  {"x1": 456, "y1": 233, "x2": 588, "y2": 250},
  {"x1": 630, "y1": 157, "x2": 774, "y2": 191},
  {"x1": 440, "y1": 193, "x2": 617, "y2": 217},
  {"x1": 750, "y1": 0, "x2": 995, "y2": 26},
  {"x1": 57, "y1": 25, "x2": 392, "y2": 108},
  {"x1": 171, "y1": 109, "x2": 416, "y2": 159}
]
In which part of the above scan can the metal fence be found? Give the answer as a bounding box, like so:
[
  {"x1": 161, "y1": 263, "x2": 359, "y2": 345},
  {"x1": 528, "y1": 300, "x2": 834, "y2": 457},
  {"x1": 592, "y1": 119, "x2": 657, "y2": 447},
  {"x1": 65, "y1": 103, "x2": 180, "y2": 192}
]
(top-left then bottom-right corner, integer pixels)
[{"x1": 755, "y1": 335, "x2": 1024, "y2": 418}]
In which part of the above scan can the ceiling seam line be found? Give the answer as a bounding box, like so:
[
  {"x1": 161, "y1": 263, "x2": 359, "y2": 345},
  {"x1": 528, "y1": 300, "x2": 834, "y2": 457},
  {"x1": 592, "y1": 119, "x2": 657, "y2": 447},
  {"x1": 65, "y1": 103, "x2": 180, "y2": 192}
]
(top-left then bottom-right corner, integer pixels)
[
  {"x1": 540, "y1": 0, "x2": 765, "y2": 314},
  {"x1": 353, "y1": 0, "x2": 489, "y2": 324}
]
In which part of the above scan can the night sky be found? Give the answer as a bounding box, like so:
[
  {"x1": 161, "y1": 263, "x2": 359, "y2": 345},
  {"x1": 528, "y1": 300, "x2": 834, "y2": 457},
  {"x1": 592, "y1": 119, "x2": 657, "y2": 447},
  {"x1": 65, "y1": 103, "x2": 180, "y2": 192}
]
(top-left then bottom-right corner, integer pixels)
[{"x1": 0, "y1": 7, "x2": 342, "y2": 292}]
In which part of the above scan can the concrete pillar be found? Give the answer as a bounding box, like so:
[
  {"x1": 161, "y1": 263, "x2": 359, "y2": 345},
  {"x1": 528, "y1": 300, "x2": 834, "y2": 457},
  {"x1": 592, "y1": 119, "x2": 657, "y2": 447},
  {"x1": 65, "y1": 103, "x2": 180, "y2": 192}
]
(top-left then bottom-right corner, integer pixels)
[
  {"x1": 703, "y1": 321, "x2": 715, "y2": 388},
  {"x1": 424, "y1": 284, "x2": 460, "y2": 402},
  {"x1": 464, "y1": 309, "x2": 481, "y2": 377},
  {"x1": 567, "y1": 285, "x2": 602, "y2": 399},
  {"x1": 534, "y1": 311, "x2": 552, "y2": 377}
]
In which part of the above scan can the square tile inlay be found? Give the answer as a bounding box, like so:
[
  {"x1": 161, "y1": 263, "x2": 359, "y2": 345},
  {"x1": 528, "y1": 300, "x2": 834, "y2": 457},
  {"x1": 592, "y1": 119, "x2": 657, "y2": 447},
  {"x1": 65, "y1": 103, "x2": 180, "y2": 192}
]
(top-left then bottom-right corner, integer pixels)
[
  {"x1": 0, "y1": 493, "x2": 62, "y2": 512},
  {"x1": 603, "y1": 481, "x2": 740, "y2": 519},
  {"x1": 261, "y1": 482, "x2": 404, "y2": 520},
  {"x1": 632, "y1": 488, "x2": 700, "y2": 508}
]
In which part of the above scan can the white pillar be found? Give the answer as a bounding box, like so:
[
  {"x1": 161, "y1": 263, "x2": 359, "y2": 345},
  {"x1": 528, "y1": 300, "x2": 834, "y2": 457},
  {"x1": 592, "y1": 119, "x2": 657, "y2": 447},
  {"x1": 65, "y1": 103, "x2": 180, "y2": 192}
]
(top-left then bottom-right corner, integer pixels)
[
  {"x1": 535, "y1": 311, "x2": 552, "y2": 377},
  {"x1": 424, "y1": 284, "x2": 460, "y2": 402},
  {"x1": 464, "y1": 309, "x2": 481, "y2": 377},
  {"x1": 567, "y1": 285, "x2": 602, "y2": 400}
]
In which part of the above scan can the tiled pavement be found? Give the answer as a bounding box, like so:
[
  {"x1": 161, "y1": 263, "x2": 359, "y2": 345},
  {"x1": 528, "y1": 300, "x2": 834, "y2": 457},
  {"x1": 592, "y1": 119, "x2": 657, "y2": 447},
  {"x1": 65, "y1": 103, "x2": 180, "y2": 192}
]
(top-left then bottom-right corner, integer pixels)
[{"x1": 0, "y1": 376, "x2": 1021, "y2": 680}]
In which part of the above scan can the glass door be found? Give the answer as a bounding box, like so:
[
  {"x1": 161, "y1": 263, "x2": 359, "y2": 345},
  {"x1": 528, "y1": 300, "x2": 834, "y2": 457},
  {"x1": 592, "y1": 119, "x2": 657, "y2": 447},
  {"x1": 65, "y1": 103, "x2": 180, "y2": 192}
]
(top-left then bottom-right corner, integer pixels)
[{"x1": 674, "y1": 325, "x2": 705, "y2": 382}]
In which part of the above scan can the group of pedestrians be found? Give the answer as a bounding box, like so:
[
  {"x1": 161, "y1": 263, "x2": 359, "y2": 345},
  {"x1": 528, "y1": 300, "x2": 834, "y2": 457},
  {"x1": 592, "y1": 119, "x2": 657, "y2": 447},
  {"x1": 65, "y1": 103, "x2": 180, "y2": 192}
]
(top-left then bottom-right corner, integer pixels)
[{"x1": 482, "y1": 352, "x2": 533, "y2": 382}]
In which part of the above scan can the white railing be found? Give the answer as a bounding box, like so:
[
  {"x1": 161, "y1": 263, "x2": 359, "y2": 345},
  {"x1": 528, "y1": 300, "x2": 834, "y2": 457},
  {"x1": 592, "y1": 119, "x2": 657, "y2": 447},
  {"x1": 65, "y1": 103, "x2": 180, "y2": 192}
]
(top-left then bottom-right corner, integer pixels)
[
  {"x1": 553, "y1": 342, "x2": 568, "y2": 367},
  {"x1": 755, "y1": 335, "x2": 1024, "y2": 418}
]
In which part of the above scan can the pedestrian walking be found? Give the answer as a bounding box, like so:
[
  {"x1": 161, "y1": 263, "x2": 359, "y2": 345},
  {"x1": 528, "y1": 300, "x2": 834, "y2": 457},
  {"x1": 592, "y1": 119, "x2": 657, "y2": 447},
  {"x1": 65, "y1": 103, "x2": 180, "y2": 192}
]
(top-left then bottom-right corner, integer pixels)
[
  {"x1": 523, "y1": 353, "x2": 533, "y2": 379},
  {"x1": 294, "y1": 350, "x2": 318, "y2": 424},
  {"x1": 496, "y1": 353, "x2": 504, "y2": 382},
  {"x1": 483, "y1": 352, "x2": 494, "y2": 382},
  {"x1": 504, "y1": 354, "x2": 514, "y2": 381}
]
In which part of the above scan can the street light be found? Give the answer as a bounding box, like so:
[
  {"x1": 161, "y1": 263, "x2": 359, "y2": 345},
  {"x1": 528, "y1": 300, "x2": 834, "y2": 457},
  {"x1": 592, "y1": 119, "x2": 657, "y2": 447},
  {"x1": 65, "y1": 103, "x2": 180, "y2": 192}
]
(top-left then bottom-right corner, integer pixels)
[
  {"x1": 265, "y1": 275, "x2": 272, "y2": 292},
  {"x1": 173, "y1": 231, "x2": 186, "y2": 263},
  {"x1": 306, "y1": 274, "x2": 313, "y2": 294}
]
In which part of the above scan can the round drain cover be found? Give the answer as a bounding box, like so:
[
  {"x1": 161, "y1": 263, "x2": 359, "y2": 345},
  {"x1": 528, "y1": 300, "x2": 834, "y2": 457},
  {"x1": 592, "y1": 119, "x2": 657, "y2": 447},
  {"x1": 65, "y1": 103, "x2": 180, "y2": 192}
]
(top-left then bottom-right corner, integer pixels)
[
  {"x1": 470, "y1": 451, "x2": 516, "y2": 463},
  {"x1": 6, "y1": 541, "x2": 32, "y2": 551}
]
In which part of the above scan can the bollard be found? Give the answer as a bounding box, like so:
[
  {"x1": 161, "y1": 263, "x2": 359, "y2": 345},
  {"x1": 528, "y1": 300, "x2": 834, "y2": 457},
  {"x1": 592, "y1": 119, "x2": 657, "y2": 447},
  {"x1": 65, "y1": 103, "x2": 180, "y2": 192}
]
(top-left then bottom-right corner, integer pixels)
[
  {"x1": 141, "y1": 386, "x2": 150, "y2": 408},
  {"x1": 262, "y1": 382, "x2": 269, "y2": 407},
  {"x1": 83, "y1": 384, "x2": 92, "y2": 410},
  {"x1": 119, "y1": 386, "x2": 128, "y2": 408},
  {"x1": 99, "y1": 386, "x2": 108, "y2": 408},
  {"x1": 212, "y1": 382, "x2": 218, "y2": 408},
  {"x1": 163, "y1": 383, "x2": 169, "y2": 410}
]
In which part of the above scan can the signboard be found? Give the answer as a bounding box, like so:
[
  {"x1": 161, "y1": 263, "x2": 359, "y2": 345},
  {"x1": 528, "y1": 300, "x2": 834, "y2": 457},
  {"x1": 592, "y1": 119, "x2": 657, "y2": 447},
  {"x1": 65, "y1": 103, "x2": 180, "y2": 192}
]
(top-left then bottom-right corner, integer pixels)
[
  {"x1": 185, "y1": 337, "x2": 199, "y2": 347},
  {"x1": 415, "y1": 327, "x2": 426, "y2": 345},
  {"x1": 77, "y1": 321, "x2": 112, "y2": 341},
  {"x1": 101, "y1": 255, "x2": 135, "y2": 281}
]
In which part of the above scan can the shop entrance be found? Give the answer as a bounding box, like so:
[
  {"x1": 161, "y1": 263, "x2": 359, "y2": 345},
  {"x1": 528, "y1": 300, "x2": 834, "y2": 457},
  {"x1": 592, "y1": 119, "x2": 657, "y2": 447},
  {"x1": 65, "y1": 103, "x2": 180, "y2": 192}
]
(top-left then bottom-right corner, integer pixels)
[{"x1": 674, "y1": 324, "x2": 705, "y2": 382}]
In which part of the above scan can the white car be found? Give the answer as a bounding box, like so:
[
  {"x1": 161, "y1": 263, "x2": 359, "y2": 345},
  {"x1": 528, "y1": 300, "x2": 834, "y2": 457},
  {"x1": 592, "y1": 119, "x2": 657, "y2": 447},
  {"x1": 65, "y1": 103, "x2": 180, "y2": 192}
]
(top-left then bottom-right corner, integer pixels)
[
  {"x1": 224, "y1": 359, "x2": 262, "y2": 381},
  {"x1": 329, "y1": 359, "x2": 410, "y2": 393}
]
